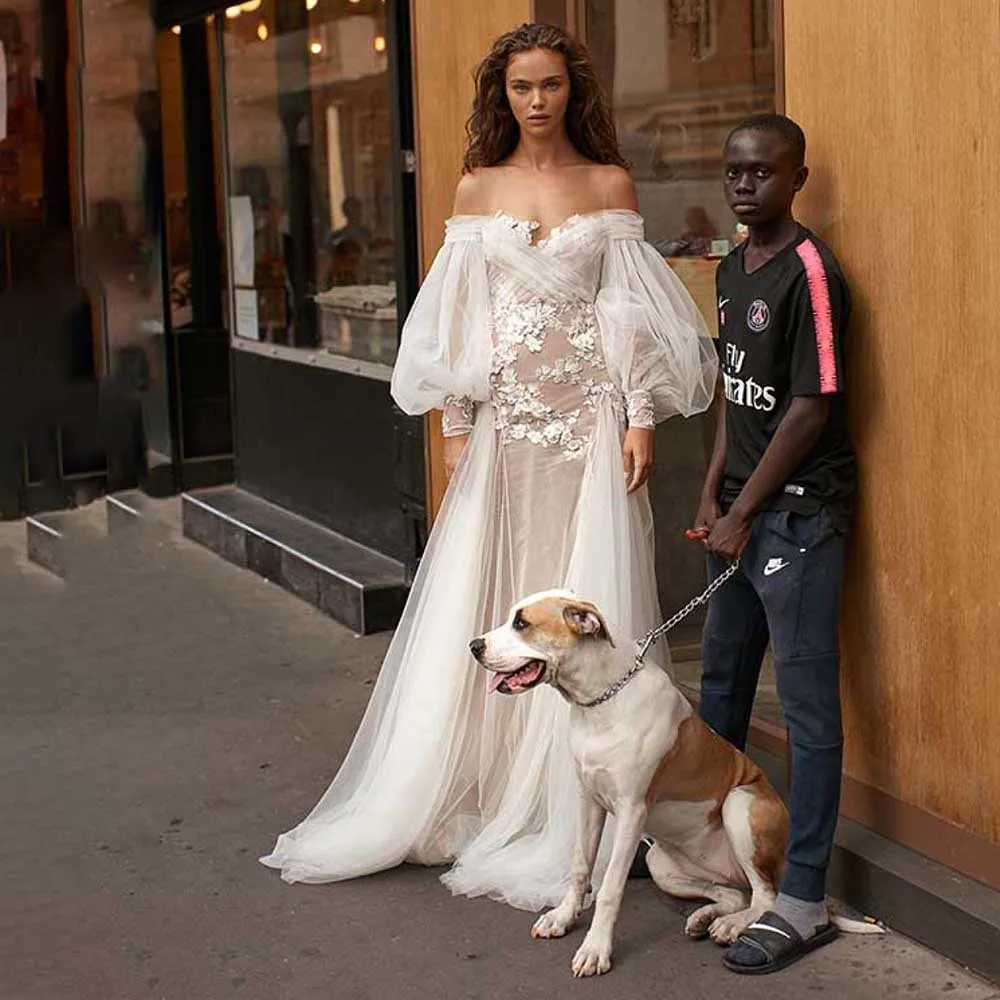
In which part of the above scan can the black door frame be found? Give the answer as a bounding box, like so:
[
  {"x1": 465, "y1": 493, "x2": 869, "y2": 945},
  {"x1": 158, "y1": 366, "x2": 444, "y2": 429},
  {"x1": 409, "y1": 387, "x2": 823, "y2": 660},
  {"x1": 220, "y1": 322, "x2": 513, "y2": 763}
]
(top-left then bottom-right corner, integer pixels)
[{"x1": 145, "y1": 12, "x2": 234, "y2": 496}]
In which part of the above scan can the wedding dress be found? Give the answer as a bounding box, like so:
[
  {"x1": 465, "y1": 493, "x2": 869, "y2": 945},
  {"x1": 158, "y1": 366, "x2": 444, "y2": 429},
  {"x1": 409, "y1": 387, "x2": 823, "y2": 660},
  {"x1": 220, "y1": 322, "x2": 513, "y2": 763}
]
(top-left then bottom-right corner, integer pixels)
[{"x1": 261, "y1": 209, "x2": 718, "y2": 911}]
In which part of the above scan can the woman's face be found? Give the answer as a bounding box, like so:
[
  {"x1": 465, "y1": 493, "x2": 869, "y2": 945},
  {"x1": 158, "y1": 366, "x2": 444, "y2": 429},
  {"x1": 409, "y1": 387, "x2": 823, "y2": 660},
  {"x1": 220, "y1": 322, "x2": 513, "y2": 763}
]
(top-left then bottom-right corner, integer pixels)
[{"x1": 505, "y1": 47, "x2": 570, "y2": 140}]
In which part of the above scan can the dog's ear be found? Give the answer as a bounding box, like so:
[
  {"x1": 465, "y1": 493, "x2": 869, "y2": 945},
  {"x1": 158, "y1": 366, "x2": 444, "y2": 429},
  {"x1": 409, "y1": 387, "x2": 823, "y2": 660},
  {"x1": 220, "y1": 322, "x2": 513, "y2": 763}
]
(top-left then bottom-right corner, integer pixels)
[{"x1": 562, "y1": 602, "x2": 615, "y2": 647}]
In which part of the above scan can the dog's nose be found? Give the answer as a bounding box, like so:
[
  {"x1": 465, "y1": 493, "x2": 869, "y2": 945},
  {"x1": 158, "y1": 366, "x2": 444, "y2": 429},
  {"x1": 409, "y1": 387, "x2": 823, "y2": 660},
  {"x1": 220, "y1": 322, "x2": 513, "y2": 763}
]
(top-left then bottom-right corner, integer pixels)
[{"x1": 469, "y1": 637, "x2": 485, "y2": 660}]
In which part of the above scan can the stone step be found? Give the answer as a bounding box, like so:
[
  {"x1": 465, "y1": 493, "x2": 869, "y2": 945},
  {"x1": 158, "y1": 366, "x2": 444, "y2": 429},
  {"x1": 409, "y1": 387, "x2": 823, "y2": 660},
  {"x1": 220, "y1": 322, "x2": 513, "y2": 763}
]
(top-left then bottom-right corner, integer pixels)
[
  {"x1": 182, "y1": 486, "x2": 409, "y2": 635},
  {"x1": 25, "y1": 502, "x2": 107, "y2": 578},
  {"x1": 0, "y1": 519, "x2": 57, "y2": 589},
  {"x1": 105, "y1": 489, "x2": 147, "y2": 533}
]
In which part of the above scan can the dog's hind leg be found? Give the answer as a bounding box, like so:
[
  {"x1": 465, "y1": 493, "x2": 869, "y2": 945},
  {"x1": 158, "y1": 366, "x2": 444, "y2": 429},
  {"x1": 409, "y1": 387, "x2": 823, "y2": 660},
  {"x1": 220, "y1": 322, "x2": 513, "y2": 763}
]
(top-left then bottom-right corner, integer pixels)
[
  {"x1": 707, "y1": 784, "x2": 787, "y2": 945},
  {"x1": 646, "y1": 841, "x2": 748, "y2": 940}
]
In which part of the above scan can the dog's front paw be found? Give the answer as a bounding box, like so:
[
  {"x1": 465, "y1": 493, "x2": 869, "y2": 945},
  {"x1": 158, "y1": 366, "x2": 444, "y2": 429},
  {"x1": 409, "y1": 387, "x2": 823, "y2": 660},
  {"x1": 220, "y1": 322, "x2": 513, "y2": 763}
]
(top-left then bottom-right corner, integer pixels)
[
  {"x1": 571, "y1": 934, "x2": 613, "y2": 977},
  {"x1": 532, "y1": 906, "x2": 576, "y2": 939},
  {"x1": 708, "y1": 907, "x2": 756, "y2": 945},
  {"x1": 684, "y1": 905, "x2": 717, "y2": 940}
]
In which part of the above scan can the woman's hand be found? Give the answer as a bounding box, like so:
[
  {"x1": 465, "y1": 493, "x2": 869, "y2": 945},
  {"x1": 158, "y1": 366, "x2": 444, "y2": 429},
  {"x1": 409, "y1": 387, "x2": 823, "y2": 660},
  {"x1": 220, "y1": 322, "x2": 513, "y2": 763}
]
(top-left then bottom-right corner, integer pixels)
[
  {"x1": 623, "y1": 427, "x2": 655, "y2": 493},
  {"x1": 443, "y1": 433, "x2": 470, "y2": 482}
]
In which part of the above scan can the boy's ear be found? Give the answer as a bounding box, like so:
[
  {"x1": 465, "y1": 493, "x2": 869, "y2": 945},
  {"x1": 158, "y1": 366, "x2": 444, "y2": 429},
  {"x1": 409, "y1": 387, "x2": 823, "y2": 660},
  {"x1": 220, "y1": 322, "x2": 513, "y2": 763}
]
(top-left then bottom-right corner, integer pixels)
[{"x1": 793, "y1": 164, "x2": 809, "y2": 193}]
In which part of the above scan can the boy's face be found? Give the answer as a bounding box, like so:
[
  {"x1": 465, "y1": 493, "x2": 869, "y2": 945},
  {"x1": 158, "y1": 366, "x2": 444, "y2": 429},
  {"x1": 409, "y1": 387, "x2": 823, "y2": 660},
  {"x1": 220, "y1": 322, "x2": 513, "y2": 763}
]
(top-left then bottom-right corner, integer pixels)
[{"x1": 723, "y1": 129, "x2": 807, "y2": 229}]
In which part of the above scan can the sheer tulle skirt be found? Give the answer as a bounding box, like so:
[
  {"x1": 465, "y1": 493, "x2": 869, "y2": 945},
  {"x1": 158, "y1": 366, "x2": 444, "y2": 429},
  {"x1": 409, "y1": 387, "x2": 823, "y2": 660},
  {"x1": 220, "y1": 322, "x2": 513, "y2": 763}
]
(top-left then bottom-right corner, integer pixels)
[{"x1": 260, "y1": 400, "x2": 665, "y2": 911}]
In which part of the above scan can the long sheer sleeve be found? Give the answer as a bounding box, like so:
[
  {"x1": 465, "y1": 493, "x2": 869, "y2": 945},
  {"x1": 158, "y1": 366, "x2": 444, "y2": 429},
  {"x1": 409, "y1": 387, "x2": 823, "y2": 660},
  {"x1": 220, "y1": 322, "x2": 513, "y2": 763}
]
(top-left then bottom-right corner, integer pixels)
[
  {"x1": 390, "y1": 217, "x2": 492, "y2": 429},
  {"x1": 441, "y1": 395, "x2": 476, "y2": 437},
  {"x1": 596, "y1": 211, "x2": 718, "y2": 424}
]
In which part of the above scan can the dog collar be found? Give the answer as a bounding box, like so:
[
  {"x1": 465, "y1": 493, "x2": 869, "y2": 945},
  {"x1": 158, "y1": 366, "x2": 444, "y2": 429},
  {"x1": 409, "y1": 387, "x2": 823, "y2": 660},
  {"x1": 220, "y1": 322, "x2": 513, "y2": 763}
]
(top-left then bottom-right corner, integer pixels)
[
  {"x1": 576, "y1": 657, "x2": 644, "y2": 708},
  {"x1": 570, "y1": 562, "x2": 742, "y2": 709}
]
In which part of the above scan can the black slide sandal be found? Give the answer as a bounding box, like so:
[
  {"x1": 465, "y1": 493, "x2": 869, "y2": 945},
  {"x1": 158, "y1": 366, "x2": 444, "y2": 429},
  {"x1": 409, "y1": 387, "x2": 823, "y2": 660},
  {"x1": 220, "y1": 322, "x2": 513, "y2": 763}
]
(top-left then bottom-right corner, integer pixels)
[{"x1": 723, "y1": 911, "x2": 839, "y2": 976}]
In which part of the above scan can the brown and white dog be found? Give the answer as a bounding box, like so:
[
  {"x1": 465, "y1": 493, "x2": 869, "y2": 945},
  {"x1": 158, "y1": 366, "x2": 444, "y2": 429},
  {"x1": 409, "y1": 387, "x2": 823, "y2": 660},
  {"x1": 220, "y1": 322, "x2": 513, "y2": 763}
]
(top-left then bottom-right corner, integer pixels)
[{"x1": 469, "y1": 590, "x2": 877, "y2": 978}]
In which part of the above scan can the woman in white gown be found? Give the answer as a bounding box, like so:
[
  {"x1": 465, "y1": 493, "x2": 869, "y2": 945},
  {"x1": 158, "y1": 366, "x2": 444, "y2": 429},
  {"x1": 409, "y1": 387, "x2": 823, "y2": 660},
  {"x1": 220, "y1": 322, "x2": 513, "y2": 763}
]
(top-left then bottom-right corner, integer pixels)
[{"x1": 261, "y1": 22, "x2": 717, "y2": 912}]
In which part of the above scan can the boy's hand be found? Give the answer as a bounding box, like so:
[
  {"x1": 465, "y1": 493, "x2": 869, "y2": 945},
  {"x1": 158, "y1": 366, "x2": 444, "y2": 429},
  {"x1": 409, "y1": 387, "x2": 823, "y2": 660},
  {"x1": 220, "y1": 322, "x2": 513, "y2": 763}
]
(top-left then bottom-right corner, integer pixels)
[
  {"x1": 693, "y1": 494, "x2": 721, "y2": 536},
  {"x1": 705, "y1": 509, "x2": 752, "y2": 561}
]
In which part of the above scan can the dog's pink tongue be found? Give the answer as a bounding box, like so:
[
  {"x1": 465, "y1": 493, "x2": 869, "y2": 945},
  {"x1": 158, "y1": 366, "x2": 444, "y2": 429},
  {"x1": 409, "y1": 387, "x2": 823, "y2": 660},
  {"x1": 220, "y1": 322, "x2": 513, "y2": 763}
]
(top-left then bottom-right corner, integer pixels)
[{"x1": 489, "y1": 672, "x2": 507, "y2": 693}]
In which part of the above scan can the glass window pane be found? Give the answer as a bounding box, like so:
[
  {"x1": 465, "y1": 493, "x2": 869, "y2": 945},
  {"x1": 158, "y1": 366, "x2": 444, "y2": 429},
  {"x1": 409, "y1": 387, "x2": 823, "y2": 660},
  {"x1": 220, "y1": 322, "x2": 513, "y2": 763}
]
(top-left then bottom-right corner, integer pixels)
[
  {"x1": 0, "y1": 1, "x2": 76, "y2": 290},
  {"x1": 78, "y1": 1, "x2": 166, "y2": 349},
  {"x1": 587, "y1": 0, "x2": 776, "y2": 334},
  {"x1": 586, "y1": 0, "x2": 780, "y2": 725},
  {"x1": 77, "y1": 1, "x2": 175, "y2": 464},
  {"x1": 222, "y1": 0, "x2": 397, "y2": 370}
]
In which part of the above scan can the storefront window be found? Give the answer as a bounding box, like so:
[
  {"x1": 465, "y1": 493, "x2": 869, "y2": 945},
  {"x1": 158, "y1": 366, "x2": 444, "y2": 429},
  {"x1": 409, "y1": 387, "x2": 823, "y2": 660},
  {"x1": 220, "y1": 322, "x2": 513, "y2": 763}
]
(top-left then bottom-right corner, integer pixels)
[
  {"x1": 77, "y1": 0, "x2": 165, "y2": 352},
  {"x1": 221, "y1": 0, "x2": 397, "y2": 376},
  {"x1": 586, "y1": 0, "x2": 777, "y2": 334},
  {"x1": 0, "y1": 1, "x2": 75, "y2": 290},
  {"x1": 74, "y1": 1, "x2": 174, "y2": 458}
]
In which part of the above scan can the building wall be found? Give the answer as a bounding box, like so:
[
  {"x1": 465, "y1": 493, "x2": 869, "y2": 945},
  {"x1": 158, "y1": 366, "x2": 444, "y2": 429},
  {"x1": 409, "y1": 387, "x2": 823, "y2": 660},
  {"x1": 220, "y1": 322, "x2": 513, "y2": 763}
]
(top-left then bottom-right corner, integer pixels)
[
  {"x1": 785, "y1": 0, "x2": 1000, "y2": 865},
  {"x1": 410, "y1": 0, "x2": 533, "y2": 514}
]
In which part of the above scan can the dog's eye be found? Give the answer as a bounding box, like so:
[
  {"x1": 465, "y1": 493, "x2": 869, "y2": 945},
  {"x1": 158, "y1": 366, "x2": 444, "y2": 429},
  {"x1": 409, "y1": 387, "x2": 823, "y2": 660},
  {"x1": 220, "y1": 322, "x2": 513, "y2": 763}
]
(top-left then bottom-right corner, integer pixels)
[{"x1": 512, "y1": 612, "x2": 528, "y2": 631}]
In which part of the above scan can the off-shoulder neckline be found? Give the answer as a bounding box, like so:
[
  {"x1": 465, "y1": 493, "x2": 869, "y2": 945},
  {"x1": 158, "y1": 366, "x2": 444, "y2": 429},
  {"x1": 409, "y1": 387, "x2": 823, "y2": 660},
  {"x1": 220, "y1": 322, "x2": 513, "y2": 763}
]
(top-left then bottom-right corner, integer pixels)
[{"x1": 447, "y1": 208, "x2": 641, "y2": 245}]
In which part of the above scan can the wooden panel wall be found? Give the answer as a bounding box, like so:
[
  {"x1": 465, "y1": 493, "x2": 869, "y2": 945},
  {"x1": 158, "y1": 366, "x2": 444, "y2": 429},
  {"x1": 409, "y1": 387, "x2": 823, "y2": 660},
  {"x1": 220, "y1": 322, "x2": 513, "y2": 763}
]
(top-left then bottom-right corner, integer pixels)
[
  {"x1": 785, "y1": 1, "x2": 1000, "y2": 844},
  {"x1": 410, "y1": 0, "x2": 532, "y2": 517}
]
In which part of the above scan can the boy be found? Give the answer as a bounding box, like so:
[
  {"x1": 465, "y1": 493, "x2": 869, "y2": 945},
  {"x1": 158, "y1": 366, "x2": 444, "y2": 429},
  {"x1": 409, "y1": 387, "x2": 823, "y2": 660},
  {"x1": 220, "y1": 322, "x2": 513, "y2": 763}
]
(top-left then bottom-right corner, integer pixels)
[{"x1": 694, "y1": 113, "x2": 856, "y2": 974}]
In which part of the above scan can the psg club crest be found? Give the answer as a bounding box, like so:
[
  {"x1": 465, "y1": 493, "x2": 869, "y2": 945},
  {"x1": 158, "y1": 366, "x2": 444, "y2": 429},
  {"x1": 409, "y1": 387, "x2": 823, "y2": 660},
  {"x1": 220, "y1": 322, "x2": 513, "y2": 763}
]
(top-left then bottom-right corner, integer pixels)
[{"x1": 747, "y1": 298, "x2": 771, "y2": 333}]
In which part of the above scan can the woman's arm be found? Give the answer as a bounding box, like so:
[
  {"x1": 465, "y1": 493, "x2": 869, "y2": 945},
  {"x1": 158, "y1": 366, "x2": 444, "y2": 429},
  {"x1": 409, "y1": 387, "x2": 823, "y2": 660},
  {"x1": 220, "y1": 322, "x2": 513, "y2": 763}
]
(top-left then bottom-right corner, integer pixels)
[{"x1": 599, "y1": 168, "x2": 656, "y2": 493}]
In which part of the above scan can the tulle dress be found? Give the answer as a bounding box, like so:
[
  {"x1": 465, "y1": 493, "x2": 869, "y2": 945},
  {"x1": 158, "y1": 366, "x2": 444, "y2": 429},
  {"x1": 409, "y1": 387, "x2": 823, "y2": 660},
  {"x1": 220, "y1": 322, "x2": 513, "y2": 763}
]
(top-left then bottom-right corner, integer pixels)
[{"x1": 261, "y1": 208, "x2": 717, "y2": 911}]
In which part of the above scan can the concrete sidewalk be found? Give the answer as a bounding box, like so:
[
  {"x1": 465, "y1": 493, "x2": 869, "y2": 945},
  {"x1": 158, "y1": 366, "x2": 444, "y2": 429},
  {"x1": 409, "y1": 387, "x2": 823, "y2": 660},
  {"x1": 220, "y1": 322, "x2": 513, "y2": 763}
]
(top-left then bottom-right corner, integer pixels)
[{"x1": 0, "y1": 504, "x2": 995, "y2": 1000}]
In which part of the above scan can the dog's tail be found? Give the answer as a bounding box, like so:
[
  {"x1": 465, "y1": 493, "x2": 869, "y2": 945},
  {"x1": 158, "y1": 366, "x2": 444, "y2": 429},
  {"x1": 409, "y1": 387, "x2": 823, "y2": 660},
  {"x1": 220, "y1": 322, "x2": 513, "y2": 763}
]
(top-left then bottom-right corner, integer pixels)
[{"x1": 829, "y1": 907, "x2": 887, "y2": 935}]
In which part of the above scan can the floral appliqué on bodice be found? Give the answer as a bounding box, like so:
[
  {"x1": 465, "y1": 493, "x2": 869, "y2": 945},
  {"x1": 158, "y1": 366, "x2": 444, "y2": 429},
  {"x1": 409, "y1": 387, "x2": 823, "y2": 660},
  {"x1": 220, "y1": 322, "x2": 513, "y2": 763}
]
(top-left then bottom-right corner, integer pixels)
[{"x1": 443, "y1": 212, "x2": 654, "y2": 459}]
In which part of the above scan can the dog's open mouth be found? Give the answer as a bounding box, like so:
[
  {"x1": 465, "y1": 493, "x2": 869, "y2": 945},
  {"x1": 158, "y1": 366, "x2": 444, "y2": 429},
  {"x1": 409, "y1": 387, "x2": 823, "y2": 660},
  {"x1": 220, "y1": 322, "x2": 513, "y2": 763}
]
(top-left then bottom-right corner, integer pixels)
[{"x1": 489, "y1": 660, "x2": 546, "y2": 694}]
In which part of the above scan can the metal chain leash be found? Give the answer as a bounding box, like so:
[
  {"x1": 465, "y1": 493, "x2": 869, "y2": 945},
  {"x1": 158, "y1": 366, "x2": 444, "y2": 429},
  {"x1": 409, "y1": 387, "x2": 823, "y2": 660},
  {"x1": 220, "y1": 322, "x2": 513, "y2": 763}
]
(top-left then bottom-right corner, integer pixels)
[
  {"x1": 577, "y1": 559, "x2": 740, "y2": 709},
  {"x1": 635, "y1": 559, "x2": 741, "y2": 663}
]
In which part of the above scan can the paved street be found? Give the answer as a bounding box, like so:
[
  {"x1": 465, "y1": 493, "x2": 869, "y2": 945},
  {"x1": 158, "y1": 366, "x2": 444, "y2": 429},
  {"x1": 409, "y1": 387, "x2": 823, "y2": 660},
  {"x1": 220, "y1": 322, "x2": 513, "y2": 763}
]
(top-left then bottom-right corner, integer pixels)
[{"x1": 1, "y1": 504, "x2": 996, "y2": 1000}]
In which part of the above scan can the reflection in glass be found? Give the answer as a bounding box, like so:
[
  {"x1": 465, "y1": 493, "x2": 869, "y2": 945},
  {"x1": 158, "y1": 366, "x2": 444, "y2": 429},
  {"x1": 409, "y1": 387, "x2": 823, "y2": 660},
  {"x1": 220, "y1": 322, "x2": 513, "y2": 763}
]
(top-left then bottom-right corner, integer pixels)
[
  {"x1": 0, "y1": 1, "x2": 75, "y2": 287},
  {"x1": 78, "y1": 2, "x2": 165, "y2": 361},
  {"x1": 222, "y1": 0, "x2": 397, "y2": 368},
  {"x1": 586, "y1": 0, "x2": 776, "y2": 334},
  {"x1": 75, "y1": 1, "x2": 174, "y2": 466},
  {"x1": 586, "y1": 0, "x2": 780, "y2": 717}
]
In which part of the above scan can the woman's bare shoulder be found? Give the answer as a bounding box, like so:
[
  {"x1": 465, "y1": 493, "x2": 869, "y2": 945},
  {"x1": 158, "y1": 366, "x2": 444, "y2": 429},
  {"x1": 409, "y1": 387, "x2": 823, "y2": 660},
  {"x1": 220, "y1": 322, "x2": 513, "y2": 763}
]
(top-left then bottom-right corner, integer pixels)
[
  {"x1": 453, "y1": 168, "x2": 505, "y2": 216},
  {"x1": 590, "y1": 164, "x2": 638, "y2": 211}
]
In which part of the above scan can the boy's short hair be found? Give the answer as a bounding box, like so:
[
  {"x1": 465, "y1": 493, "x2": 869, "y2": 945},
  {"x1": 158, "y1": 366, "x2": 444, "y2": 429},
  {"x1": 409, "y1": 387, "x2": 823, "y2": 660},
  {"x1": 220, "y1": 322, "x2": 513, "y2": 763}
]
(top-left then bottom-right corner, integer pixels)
[{"x1": 727, "y1": 113, "x2": 806, "y2": 167}]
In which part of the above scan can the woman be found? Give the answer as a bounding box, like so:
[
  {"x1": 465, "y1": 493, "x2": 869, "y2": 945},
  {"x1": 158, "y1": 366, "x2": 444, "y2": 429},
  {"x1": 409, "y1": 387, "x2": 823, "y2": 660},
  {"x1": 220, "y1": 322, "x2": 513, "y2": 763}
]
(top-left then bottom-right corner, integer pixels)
[{"x1": 261, "y1": 22, "x2": 717, "y2": 912}]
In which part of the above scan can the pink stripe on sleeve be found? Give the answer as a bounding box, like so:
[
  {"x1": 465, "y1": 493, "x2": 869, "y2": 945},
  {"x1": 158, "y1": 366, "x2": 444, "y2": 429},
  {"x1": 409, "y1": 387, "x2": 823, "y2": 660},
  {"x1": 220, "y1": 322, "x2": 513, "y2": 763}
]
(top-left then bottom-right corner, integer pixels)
[{"x1": 795, "y1": 240, "x2": 838, "y2": 393}]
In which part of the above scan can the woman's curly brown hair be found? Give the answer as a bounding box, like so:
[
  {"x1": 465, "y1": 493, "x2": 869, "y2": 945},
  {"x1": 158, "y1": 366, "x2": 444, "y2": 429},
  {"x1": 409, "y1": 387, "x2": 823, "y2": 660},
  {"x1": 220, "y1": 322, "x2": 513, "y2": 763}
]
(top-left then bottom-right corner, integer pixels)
[{"x1": 463, "y1": 23, "x2": 625, "y2": 173}]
